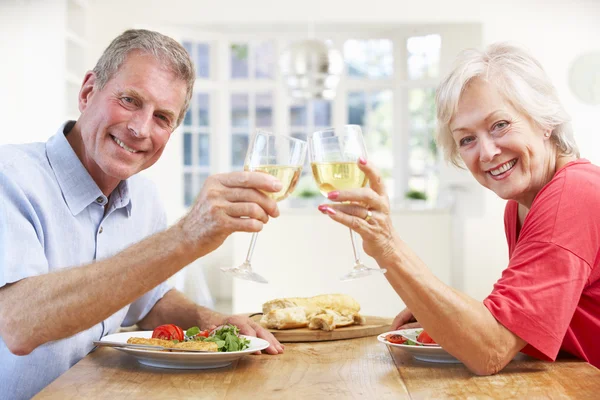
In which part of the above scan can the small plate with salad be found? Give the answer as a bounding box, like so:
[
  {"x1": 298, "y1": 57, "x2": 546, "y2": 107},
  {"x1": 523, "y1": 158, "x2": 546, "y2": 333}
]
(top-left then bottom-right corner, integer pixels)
[
  {"x1": 377, "y1": 328, "x2": 461, "y2": 364},
  {"x1": 98, "y1": 324, "x2": 269, "y2": 369}
]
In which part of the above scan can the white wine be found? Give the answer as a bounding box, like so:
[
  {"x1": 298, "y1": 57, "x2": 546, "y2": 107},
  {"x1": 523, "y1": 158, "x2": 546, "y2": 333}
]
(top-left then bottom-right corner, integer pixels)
[
  {"x1": 245, "y1": 165, "x2": 302, "y2": 202},
  {"x1": 311, "y1": 162, "x2": 368, "y2": 196}
]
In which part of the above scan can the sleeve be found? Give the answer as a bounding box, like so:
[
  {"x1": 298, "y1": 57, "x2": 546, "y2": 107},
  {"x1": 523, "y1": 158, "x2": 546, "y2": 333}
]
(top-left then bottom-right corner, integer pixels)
[
  {"x1": 484, "y1": 240, "x2": 590, "y2": 361},
  {"x1": 0, "y1": 169, "x2": 49, "y2": 287},
  {"x1": 121, "y1": 193, "x2": 173, "y2": 327}
]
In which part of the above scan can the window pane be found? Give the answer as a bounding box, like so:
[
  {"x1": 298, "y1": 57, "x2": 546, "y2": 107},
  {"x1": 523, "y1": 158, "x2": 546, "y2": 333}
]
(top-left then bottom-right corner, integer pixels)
[
  {"x1": 256, "y1": 92, "x2": 273, "y2": 127},
  {"x1": 232, "y1": 134, "x2": 249, "y2": 167},
  {"x1": 231, "y1": 43, "x2": 249, "y2": 78},
  {"x1": 290, "y1": 103, "x2": 307, "y2": 126},
  {"x1": 182, "y1": 41, "x2": 193, "y2": 57},
  {"x1": 408, "y1": 176, "x2": 426, "y2": 192},
  {"x1": 344, "y1": 39, "x2": 393, "y2": 79},
  {"x1": 291, "y1": 132, "x2": 307, "y2": 142},
  {"x1": 254, "y1": 41, "x2": 274, "y2": 79},
  {"x1": 183, "y1": 133, "x2": 192, "y2": 166},
  {"x1": 197, "y1": 93, "x2": 209, "y2": 126},
  {"x1": 365, "y1": 90, "x2": 393, "y2": 169},
  {"x1": 407, "y1": 34, "x2": 441, "y2": 80},
  {"x1": 183, "y1": 108, "x2": 192, "y2": 126},
  {"x1": 197, "y1": 173, "x2": 209, "y2": 197},
  {"x1": 408, "y1": 88, "x2": 437, "y2": 162},
  {"x1": 196, "y1": 43, "x2": 210, "y2": 78},
  {"x1": 231, "y1": 93, "x2": 249, "y2": 127},
  {"x1": 408, "y1": 88, "x2": 436, "y2": 130},
  {"x1": 184, "y1": 172, "x2": 193, "y2": 207},
  {"x1": 348, "y1": 92, "x2": 366, "y2": 126},
  {"x1": 198, "y1": 134, "x2": 210, "y2": 166},
  {"x1": 313, "y1": 100, "x2": 331, "y2": 126}
]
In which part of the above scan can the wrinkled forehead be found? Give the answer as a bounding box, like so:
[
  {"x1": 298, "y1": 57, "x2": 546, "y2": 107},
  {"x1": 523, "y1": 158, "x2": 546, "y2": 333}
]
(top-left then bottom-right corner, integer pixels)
[{"x1": 449, "y1": 79, "x2": 513, "y2": 131}]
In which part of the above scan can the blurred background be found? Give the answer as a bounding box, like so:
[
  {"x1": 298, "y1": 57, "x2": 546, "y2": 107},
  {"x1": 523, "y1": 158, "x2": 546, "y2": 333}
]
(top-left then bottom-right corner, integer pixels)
[{"x1": 1, "y1": 0, "x2": 599, "y2": 317}]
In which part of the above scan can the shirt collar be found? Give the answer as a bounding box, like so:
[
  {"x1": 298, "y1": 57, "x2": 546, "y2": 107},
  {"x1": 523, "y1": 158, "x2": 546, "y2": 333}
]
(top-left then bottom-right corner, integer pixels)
[{"x1": 45, "y1": 121, "x2": 132, "y2": 217}]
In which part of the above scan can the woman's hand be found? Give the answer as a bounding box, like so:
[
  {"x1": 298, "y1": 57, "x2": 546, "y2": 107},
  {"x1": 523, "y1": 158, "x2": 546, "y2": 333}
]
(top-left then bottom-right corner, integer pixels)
[
  {"x1": 317, "y1": 158, "x2": 398, "y2": 261},
  {"x1": 391, "y1": 308, "x2": 421, "y2": 330}
]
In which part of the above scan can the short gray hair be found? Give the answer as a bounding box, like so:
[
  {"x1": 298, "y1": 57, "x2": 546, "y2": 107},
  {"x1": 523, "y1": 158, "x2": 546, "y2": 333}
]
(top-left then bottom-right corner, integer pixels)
[
  {"x1": 92, "y1": 29, "x2": 195, "y2": 127},
  {"x1": 436, "y1": 42, "x2": 579, "y2": 167}
]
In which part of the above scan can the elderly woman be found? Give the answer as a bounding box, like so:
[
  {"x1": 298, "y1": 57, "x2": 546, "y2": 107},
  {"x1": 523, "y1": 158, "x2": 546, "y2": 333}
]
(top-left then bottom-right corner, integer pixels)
[{"x1": 317, "y1": 42, "x2": 600, "y2": 374}]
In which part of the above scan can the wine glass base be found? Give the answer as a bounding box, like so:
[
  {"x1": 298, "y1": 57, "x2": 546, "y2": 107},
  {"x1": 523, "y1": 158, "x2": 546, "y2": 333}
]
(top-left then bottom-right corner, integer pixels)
[
  {"x1": 340, "y1": 267, "x2": 387, "y2": 282},
  {"x1": 220, "y1": 266, "x2": 269, "y2": 284}
]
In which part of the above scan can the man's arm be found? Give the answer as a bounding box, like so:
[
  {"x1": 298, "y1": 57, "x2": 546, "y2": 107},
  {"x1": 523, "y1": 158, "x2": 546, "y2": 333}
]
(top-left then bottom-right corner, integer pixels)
[
  {"x1": 0, "y1": 223, "x2": 193, "y2": 355},
  {"x1": 138, "y1": 289, "x2": 284, "y2": 354},
  {"x1": 0, "y1": 172, "x2": 282, "y2": 356}
]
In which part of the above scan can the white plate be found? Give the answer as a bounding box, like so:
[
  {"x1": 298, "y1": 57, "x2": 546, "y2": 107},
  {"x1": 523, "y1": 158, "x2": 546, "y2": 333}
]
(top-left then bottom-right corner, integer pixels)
[
  {"x1": 99, "y1": 331, "x2": 269, "y2": 369},
  {"x1": 377, "y1": 328, "x2": 461, "y2": 364}
]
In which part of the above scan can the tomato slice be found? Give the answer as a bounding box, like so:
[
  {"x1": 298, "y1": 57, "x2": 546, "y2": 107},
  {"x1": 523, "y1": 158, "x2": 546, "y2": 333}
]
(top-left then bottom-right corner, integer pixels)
[
  {"x1": 385, "y1": 334, "x2": 408, "y2": 344},
  {"x1": 416, "y1": 330, "x2": 436, "y2": 344},
  {"x1": 152, "y1": 324, "x2": 184, "y2": 341},
  {"x1": 196, "y1": 329, "x2": 210, "y2": 338}
]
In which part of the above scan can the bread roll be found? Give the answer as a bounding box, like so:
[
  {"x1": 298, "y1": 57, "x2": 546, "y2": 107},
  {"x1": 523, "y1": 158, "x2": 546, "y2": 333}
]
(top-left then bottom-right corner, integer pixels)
[
  {"x1": 260, "y1": 306, "x2": 309, "y2": 329},
  {"x1": 260, "y1": 294, "x2": 364, "y2": 331},
  {"x1": 262, "y1": 294, "x2": 360, "y2": 318}
]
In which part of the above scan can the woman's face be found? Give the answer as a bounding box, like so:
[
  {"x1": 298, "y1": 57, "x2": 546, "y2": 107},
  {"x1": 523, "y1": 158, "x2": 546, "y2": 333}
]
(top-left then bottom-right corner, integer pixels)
[{"x1": 449, "y1": 78, "x2": 554, "y2": 206}]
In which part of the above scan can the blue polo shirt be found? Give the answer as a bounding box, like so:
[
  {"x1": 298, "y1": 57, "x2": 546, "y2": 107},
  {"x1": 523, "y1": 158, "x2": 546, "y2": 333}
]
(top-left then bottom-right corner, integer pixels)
[{"x1": 0, "y1": 122, "x2": 172, "y2": 399}]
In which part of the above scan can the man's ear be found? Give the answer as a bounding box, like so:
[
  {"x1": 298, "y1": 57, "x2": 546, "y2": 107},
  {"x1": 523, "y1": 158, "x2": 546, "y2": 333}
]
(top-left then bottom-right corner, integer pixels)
[{"x1": 78, "y1": 71, "x2": 97, "y2": 113}]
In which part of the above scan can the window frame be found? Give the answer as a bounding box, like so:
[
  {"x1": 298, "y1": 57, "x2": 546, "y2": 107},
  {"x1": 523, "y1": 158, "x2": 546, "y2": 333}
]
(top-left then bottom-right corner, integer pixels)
[{"x1": 174, "y1": 24, "x2": 475, "y2": 208}]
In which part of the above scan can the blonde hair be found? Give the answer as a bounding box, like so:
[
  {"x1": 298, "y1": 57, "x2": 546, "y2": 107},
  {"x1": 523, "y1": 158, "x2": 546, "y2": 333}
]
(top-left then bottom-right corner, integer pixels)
[
  {"x1": 436, "y1": 42, "x2": 579, "y2": 167},
  {"x1": 92, "y1": 29, "x2": 195, "y2": 127}
]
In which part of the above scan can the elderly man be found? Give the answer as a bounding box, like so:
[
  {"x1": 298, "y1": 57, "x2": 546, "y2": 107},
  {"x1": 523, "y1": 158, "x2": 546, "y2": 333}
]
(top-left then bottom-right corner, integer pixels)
[{"x1": 0, "y1": 29, "x2": 283, "y2": 399}]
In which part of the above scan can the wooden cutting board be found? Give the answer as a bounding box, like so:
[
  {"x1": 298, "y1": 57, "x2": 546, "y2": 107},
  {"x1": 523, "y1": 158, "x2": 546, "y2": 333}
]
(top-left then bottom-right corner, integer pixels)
[{"x1": 251, "y1": 315, "x2": 392, "y2": 342}]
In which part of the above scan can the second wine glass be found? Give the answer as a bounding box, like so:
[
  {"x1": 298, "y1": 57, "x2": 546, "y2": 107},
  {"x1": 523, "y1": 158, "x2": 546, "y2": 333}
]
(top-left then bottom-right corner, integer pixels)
[
  {"x1": 221, "y1": 130, "x2": 307, "y2": 284},
  {"x1": 309, "y1": 125, "x2": 387, "y2": 281}
]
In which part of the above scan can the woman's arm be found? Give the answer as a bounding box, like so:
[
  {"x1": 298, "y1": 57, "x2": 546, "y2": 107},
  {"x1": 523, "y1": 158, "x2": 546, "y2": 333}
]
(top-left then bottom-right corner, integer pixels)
[{"x1": 319, "y1": 159, "x2": 526, "y2": 375}]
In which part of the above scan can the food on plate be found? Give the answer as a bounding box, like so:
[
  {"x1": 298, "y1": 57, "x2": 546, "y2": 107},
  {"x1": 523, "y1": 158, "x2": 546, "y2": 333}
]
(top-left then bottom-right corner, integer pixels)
[
  {"x1": 260, "y1": 294, "x2": 365, "y2": 331},
  {"x1": 126, "y1": 324, "x2": 250, "y2": 352},
  {"x1": 385, "y1": 329, "x2": 438, "y2": 346},
  {"x1": 385, "y1": 334, "x2": 408, "y2": 345},
  {"x1": 127, "y1": 336, "x2": 218, "y2": 352},
  {"x1": 417, "y1": 330, "x2": 436, "y2": 345},
  {"x1": 151, "y1": 324, "x2": 185, "y2": 341}
]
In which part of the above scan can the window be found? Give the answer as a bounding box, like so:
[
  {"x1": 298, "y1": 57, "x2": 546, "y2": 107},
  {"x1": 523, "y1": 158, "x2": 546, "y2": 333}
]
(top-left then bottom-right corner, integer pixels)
[
  {"x1": 180, "y1": 30, "x2": 445, "y2": 207},
  {"x1": 182, "y1": 92, "x2": 211, "y2": 207},
  {"x1": 405, "y1": 35, "x2": 441, "y2": 202}
]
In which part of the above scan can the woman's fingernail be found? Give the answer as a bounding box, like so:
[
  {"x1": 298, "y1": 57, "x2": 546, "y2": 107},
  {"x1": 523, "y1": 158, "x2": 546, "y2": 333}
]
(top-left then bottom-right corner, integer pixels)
[
  {"x1": 325, "y1": 207, "x2": 337, "y2": 215},
  {"x1": 327, "y1": 191, "x2": 339, "y2": 200},
  {"x1": 272, "y1": 180, "x2": 283, "y2": 191},
  {"x1": 318, "y1": 204, "x2": 328, "y2": 212},
  {"x1": 359, "y1": 157, "x2": 367, "y2": 165}
]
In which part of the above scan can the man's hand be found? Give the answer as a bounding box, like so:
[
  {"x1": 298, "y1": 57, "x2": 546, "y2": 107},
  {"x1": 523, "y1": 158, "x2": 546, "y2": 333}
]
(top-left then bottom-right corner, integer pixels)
[
  {"x1": 391, "y1": 307, "x2": 421, "y2": 330},
  {"x1": 178, "y1": 171, "x2": 282, "y2": 259},
  {"x1": 219, "y1": 314, "x2": 284, "y2": 355}
]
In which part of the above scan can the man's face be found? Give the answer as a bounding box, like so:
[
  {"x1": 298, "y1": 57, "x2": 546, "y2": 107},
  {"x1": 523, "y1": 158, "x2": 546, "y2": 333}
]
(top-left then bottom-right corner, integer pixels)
[{"x1": 75, "y1": 51, "x2": 187, "y2": 187}]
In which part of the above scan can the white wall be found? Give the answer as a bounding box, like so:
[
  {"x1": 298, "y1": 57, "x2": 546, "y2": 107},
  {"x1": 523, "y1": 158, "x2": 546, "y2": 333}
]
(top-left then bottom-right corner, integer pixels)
[
  {"x1": 231, "y1": 209, "x2": 452, "y2": 317},
  {"x1": 0, "y1": 0, "x2": 67, "y2": 145},
  {"x1": 2, "y1": 0, "x2": 599, "y2": 309}
]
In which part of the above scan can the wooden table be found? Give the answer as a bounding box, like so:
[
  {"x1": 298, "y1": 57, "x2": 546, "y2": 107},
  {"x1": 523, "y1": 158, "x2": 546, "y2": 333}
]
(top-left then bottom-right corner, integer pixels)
[{"x1": 35, "y1": 337, "x2": 600, "y2": 399}]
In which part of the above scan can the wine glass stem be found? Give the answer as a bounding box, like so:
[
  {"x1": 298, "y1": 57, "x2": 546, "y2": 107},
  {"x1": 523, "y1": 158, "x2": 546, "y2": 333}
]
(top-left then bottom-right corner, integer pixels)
[
  {"x1": 244, "y1": 232, "x2": 259, "y2": 266},
  {"x1": 349, "y1": 228, "x2": 362, "y2": 265}
]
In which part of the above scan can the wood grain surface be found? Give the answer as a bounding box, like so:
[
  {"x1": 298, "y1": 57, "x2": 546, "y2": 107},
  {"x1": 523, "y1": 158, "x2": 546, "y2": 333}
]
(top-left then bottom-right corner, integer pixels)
[
  {"x1": 34, "y1": 336, "x2": 600, "y2": 400},
  {"x1": 251, "y1": 314, "x2": 392, "y2": 342}
]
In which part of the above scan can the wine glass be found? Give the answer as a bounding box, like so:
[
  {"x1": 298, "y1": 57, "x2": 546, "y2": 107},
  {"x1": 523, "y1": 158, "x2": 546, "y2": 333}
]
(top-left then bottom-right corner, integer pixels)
[
  {"x1": 309, "y1": 125, "x2": 387, "y2": 281},
  {"x1": 221, "y1": 130, "x2": 307, "y2": 284}
]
